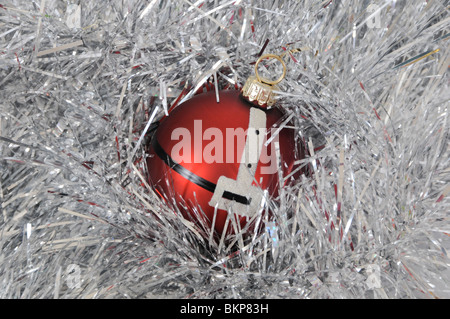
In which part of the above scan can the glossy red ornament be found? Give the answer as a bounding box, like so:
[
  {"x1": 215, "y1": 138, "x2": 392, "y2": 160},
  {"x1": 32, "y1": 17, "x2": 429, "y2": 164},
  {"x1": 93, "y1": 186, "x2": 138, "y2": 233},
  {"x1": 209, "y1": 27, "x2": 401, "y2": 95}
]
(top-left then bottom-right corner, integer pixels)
[
  {"x1": 146, "y1": 90, "x2": 305, "y2": 237},
  {"x1": 146, "y1": 55, "x2": 305, "y2": 239}
]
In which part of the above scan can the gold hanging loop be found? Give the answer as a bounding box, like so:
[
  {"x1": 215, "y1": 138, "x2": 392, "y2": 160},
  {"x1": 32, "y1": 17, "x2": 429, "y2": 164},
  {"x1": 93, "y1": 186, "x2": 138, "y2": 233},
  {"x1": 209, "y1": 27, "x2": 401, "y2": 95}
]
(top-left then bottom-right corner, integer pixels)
[{"x1": 254, "y1": 54, "x2": 287, "y2": 86}]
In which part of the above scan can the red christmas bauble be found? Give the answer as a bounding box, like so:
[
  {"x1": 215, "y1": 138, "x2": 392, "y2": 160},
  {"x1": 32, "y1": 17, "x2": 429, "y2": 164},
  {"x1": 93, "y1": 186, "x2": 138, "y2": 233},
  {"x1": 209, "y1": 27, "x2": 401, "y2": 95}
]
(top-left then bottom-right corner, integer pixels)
[{"x1": 146, "y1": 88, "x2": 305, "y2": 238}]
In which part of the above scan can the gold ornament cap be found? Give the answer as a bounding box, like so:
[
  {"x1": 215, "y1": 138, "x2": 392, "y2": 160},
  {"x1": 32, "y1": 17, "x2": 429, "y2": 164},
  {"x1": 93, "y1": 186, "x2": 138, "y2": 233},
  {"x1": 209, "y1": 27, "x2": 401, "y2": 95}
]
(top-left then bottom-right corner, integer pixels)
[{"x1": 241, "y1": 54, "x2": 286, "y2": 108}]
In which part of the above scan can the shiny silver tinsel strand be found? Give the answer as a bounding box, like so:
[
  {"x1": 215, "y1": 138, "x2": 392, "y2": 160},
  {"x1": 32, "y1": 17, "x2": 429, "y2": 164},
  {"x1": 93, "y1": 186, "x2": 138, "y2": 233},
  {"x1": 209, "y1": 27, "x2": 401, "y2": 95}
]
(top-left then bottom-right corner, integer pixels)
[{"x1": 0, "y1": 0, "x2": 448, "y2": 299}]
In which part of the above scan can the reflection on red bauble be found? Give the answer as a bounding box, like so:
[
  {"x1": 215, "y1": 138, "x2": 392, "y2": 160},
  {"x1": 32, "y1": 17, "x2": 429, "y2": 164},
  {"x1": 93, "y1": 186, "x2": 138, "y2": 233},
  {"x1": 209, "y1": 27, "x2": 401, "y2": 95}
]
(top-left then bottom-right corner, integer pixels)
[{"x1": 146, "y1": 88, "x2": 305, "y2": 239}]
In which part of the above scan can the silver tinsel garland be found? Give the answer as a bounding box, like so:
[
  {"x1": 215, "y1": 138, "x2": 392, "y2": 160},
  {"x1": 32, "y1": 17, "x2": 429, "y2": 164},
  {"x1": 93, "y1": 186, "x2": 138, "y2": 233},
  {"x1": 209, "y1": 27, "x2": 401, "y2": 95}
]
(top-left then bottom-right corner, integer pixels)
[{"x1": 0, "y1": 0, "x2": 448, "y2": 299}]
